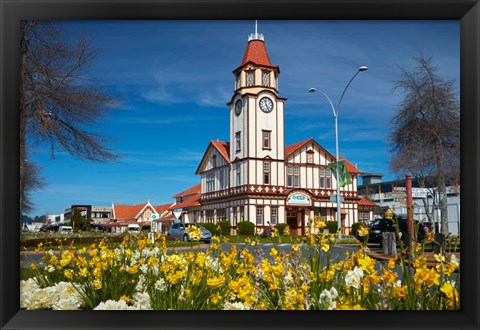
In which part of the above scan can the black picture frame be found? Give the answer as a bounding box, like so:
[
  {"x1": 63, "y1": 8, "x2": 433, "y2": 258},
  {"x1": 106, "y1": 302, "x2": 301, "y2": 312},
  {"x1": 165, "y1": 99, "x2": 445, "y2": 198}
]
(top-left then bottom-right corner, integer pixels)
[{"x1": 1, "y1": 0, "x2": 479, "y2": 329}]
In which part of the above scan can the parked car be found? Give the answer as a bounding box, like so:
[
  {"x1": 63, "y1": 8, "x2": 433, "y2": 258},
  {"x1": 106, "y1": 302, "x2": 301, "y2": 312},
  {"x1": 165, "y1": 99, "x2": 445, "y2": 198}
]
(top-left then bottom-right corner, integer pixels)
[
  {"x1": 167, "y1": 222, "x2": 212, "y2": 243},
  {"x1": 356, "y1": 217, "x2": 431, "y2": 246},
  {"x1": 127, "y1": 224, "x2": 141, "y2": 233},
  {"x1": 40, "y1": 224, "x2": 59, "y2": 232},
  {"x1": 58, "y1": 225, "x2": 73, "y2": 233}
]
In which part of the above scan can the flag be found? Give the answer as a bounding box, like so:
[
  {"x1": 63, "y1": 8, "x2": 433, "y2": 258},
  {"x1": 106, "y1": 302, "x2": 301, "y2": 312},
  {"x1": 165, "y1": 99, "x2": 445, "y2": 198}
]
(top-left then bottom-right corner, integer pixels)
[{"x1": 328, "y1": 160, "x2": 352, "y2": 188}]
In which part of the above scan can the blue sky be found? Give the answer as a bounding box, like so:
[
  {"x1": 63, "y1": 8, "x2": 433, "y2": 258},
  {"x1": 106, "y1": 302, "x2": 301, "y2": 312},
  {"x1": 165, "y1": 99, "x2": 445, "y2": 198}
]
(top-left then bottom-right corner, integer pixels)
[{"x1": 27, "y1": 20, "x2": 460, "y2": 216}]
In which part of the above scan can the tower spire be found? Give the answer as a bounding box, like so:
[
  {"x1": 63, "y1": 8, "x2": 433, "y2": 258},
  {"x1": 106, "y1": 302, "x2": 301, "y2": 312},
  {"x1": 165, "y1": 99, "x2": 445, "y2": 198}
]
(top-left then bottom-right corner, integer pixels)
[{"x1": 248, "y1": 20, "x2": 264, "y2": 41}]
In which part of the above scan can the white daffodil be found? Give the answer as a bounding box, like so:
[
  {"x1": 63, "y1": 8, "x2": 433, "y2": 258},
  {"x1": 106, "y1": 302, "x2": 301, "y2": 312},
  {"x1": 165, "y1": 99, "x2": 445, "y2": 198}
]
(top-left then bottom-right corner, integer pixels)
[{"x1": 345, "y1": 267, "x2": 364, "y2": 289}]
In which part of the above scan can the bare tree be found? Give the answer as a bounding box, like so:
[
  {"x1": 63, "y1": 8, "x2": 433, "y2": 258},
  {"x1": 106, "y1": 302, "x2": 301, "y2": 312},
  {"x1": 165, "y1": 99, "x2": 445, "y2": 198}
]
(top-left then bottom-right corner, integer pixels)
[
  {"x1": 20, "y1": 158, "x2": 45, "y2": 213},
  {"x1": 389, "y1": 53, "x2": 460, "y2": 235},
  {"x1": 19, "y1": 21, "x2": 118, "y2": 215}
]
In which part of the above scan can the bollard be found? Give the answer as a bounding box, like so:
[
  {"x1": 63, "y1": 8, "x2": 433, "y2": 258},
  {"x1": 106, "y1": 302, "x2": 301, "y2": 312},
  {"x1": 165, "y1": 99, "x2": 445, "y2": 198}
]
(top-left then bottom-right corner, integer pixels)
[
  {"x1": 388, "y1": 232, "x2": 397, "y2": 257},
  {"x1": 433, "y1": 233, "x2": 445, "y2": 254},
  {"x1": 382, "y1": 232, "x2": 389, "y2": 255}
]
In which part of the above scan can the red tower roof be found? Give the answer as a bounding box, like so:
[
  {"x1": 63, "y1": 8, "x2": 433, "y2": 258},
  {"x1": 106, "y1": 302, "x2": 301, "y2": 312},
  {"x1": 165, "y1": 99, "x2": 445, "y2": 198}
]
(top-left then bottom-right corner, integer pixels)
[{"x1": 240, "y1": 40, "x2": 273, "y2": 67}]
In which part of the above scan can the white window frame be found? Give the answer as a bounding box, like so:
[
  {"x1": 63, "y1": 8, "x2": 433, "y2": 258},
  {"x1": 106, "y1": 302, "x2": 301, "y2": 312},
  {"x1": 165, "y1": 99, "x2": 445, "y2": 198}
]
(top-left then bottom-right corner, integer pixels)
[{"x1": 263, "y1": 161, "x2": 270, "y2": 185}]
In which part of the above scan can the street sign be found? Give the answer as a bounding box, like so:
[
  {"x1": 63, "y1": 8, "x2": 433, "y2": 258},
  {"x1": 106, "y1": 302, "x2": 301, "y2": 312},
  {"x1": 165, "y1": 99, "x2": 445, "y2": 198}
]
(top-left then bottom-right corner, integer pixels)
[
  {"x1": 393, "y1": 187, "x2": 406, "y2": 192},
  {"x1": 330, "y1": 194, "x2": 344, "y2": 204},
  {"x1": 151, "y1": 213, "x2": 159, "y2": 220},
  {"x1": 412, "y1": 188, "x2": 429, "y2": 198}
]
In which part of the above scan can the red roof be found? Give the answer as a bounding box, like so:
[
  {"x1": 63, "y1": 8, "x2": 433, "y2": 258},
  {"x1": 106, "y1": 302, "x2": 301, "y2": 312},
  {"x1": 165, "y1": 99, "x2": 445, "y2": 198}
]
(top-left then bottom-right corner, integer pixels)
[
  {"x1": 159, "y1": 211, "x2": 175, "y2": 221},
  {"x1": 172, "y1": 184, "x2": 201, "y2": 198},
  {"x1": 241, "y1": 40, "x2": 274, "y2": 67},
  {"x1": 211, "y1": 141, "x2": 230, "y2": 163},
  {"x1": 284, "y1": 138, "x2": 313, "y2": 158},
  {"x1": 284, "y1": 139, "x2": 361, "y2": 174},
  {"x1": 170, "y1": 193, "x2": 201, "y2": 210},
  {"x1": 339, "y1": 157, "x2": 362, "y2": 174},
  {"x1": 155, "y1": 203, "x2": 174, "y2": 214},
  {"x1": 113, "y1": 203, "x2": 147, "y2": 220},
  {"x1": 358, "y1": 198, "x2": 378, "y2": 207},
  {"x1": 195, "y1": 141, "x2": 231, "y2": 174}
]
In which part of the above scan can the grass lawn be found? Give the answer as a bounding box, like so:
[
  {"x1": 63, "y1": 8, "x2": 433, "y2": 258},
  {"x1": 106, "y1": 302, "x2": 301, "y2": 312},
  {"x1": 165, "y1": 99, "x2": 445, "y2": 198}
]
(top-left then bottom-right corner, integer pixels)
[
  {"x1": 20, "y1": 240, "x2": 199, "y2": 252},
  {"x1": 20, "y1": 235, "x2": 359, "y2": 251}
]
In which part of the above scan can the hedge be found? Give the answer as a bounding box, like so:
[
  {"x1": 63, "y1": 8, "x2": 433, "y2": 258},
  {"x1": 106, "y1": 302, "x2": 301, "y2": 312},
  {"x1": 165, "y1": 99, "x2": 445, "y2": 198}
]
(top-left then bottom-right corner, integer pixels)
[
  {"x1": 216, "y1": 221, "x2": 232, "y2": 235},
  {"x1": 275, "y1": 223, "x2": 289, "y2": 236},
  {"x1": 350, "y1": 222, "x2": 363, "y2": 236},
  {"x1": 237, "y1": 221, "x2": 255, "y2": 236},
  {"x1": 197, "y1": 223, "x2": 216, "y2": 235},
  {"x1": 325, "y1": 221, "x2": 338, "y2": 234},
  {"x1": 197, "y1": 221, "x2": 231, "y2": 236}
]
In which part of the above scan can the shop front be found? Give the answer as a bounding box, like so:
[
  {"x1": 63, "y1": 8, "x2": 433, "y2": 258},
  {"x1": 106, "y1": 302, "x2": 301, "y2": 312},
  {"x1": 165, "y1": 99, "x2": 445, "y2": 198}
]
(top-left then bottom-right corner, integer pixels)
[{"x1": 285, "y1": 191, "x2": 313, "y2": 236}]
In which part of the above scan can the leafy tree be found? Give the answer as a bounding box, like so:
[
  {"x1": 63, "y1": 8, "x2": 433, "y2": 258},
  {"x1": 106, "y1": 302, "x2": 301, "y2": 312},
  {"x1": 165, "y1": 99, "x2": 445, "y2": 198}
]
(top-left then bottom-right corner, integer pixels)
[
  {"x1": 19, "y1": 21, "x2": 118, "y2": 214},
  {"x1": 71, "y1": 208, "x2": 91, "y2": 231},
  {"x1": 389, "y1": 53, "x2": 460, "y2": 235}
]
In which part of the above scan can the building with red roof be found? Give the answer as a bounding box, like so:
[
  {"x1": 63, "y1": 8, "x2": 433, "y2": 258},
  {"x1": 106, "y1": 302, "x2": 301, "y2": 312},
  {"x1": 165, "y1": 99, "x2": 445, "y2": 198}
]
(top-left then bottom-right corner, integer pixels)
[{"x1": 170, "y1": 26, "x2": 363, "y2": 235}]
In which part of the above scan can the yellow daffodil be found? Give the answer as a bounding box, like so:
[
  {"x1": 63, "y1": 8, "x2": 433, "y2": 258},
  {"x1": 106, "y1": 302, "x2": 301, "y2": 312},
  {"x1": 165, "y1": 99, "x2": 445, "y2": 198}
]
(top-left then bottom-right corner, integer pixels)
[
  {"x1": 440, "y1": 282, "x2": 459, "y2": 309},
  {"x1": 357, "y1": 226, "x2": 369, "y2": 237}
]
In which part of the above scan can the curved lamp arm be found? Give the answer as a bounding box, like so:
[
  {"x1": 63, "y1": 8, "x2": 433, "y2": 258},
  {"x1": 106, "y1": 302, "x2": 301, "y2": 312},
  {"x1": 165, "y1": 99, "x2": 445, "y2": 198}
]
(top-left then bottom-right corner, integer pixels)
[{"x1": 308, "y1": 88, "x2": 336, "y2": 118}]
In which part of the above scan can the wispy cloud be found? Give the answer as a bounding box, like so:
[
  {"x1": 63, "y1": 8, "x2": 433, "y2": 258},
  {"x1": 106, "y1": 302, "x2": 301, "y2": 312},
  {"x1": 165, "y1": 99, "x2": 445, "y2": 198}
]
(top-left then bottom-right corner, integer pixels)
[
  {"x1": 197, "y1": 86, "x2": 231, "y2": 108},
  {"x1": 141, "y1": 86, "x2": 175, "y2": 103}
]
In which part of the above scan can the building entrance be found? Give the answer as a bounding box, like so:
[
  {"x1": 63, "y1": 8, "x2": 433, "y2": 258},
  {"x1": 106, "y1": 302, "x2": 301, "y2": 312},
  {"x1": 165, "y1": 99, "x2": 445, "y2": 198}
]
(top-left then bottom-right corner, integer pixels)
[{"x1": 286, "y1": 210, "x2": 305, "y2": 236}]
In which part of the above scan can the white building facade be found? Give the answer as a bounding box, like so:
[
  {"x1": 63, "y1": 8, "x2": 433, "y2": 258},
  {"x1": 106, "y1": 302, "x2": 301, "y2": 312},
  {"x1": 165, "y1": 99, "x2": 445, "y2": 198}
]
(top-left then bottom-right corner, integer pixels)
[{"x1": 180, "y1": 30, "x2": 362, "y2": 235}]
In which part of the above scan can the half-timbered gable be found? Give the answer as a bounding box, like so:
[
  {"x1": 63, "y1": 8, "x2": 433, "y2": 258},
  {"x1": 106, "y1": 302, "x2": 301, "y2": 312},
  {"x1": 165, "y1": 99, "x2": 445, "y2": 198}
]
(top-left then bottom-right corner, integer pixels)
[{"x1": 171, "y1": 27, "x2": 364, "y2": 236}]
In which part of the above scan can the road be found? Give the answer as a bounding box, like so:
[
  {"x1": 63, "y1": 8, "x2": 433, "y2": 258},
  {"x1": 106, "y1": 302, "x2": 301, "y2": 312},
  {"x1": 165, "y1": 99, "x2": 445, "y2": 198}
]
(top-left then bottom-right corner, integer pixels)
[{"x1": 21, "y1": 243, "x2": 361, "y2": 268}]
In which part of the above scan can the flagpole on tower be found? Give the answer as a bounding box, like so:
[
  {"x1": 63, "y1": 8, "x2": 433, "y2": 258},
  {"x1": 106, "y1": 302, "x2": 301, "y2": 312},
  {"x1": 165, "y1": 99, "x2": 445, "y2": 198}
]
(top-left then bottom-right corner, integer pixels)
[{"x1": 249, "y1": 20, "x2": 264, "y2": 41}]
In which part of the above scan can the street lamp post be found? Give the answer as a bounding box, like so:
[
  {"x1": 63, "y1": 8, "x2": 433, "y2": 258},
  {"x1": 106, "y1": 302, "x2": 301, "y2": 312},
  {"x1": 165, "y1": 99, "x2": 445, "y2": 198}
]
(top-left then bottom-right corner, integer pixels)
[{"x1": 309, "y1": 66, "x2": 367, "y2": 239}]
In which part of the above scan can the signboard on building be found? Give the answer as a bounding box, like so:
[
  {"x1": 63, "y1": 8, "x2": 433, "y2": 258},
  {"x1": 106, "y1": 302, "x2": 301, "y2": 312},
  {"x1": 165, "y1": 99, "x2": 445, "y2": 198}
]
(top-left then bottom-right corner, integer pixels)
[
  {"x1": 412, "y1": 188, "x2": 429, "y2": 198},
  {"x1": 287, "y1": 193, "x2": 311, "y2": 206}
]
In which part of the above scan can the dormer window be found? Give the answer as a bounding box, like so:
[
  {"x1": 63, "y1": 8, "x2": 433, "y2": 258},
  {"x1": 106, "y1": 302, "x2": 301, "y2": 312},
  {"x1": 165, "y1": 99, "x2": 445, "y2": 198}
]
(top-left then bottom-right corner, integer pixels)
[
  {"x1": 262, "y1": 71, "x2": 270, "y2": 87},
  {"x1": 246, "y1": 71, "x2": 255, "y2": 86}
]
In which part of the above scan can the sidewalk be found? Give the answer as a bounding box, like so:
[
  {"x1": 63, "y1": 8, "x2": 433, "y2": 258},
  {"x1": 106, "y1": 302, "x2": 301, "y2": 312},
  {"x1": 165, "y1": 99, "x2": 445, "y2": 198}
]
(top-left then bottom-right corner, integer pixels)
[{"x1": 367, "y1": 248, "x2": 460, "y2": 267}]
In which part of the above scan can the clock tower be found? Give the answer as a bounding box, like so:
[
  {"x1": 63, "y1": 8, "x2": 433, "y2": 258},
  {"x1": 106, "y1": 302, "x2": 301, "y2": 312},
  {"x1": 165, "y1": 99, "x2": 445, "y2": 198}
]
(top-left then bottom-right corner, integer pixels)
[{"x1": 228, "y1": 26, "x2": 286, "y2": 188}]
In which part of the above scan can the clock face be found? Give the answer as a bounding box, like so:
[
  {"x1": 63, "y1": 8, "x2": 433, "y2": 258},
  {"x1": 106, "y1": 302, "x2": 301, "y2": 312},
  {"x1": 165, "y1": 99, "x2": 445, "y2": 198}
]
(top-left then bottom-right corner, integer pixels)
[
  {"x1": 235, "y1": 99, "x2": 242, "y2": 115},
  {"x1": 259, "y1": 97, "x2": 273, "y2": 113}
]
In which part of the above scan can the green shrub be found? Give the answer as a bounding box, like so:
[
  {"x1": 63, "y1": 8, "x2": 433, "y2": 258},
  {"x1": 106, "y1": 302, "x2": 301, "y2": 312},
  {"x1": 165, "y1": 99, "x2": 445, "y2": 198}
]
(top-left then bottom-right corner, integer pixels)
[
  {"x1": 237, "y1": 221, "x2": 255, "y2": 236},
  {"x1": 275, "y1": 223, "x2": 289, "y2": 236},
  {"x1": 325, "y1": 221, "x2": 338, "y2": 234},
  {"x1": 216, "y1": 221, "x2": 231, "y2": 235},
  {"x1": 197, "y1": 223, "x2": 216, "y2": 235},
  {"x1": 350, "y1": 222, "x2": 362, "y2": 236}
]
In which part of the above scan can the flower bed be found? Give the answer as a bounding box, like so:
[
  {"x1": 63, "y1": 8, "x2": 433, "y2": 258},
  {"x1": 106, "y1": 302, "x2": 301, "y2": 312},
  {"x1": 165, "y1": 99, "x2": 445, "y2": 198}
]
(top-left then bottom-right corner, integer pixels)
[{"x1": 22, "y1": 220, "x2": 459, "y2": 310}]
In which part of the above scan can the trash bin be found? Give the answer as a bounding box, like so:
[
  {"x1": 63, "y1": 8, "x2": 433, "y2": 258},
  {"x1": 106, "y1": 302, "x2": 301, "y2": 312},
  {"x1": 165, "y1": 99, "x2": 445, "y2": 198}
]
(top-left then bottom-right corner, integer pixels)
[
  {"x1": 382, "y1": 232, "x2": 389, "y2": 255},
  {"x1": 433, "y1": 233, "x2": 445, "y2": 254},
  {"x1": 382, "y1": 231, "x2": 397, "y2": 257},
  {"x1": 388, "y1": 232, "x2": 397, "y2": 257}
]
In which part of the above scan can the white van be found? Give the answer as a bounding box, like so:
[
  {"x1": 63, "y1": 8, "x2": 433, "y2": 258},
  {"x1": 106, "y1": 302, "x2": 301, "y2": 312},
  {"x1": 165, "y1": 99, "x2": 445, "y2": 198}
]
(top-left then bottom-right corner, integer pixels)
[
  {"x1": 59, "y1": 225, "x2": 73, "y2": 233},
  {"x1": 127, "y1": 224, "x2": 140, "y2": 233}
]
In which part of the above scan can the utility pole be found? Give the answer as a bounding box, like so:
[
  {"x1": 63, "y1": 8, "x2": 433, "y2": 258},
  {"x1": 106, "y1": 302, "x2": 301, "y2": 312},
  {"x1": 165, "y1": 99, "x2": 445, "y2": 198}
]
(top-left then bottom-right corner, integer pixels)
[{"x1": 406, "y1": 174, "x2": 414, "y2": 245}]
